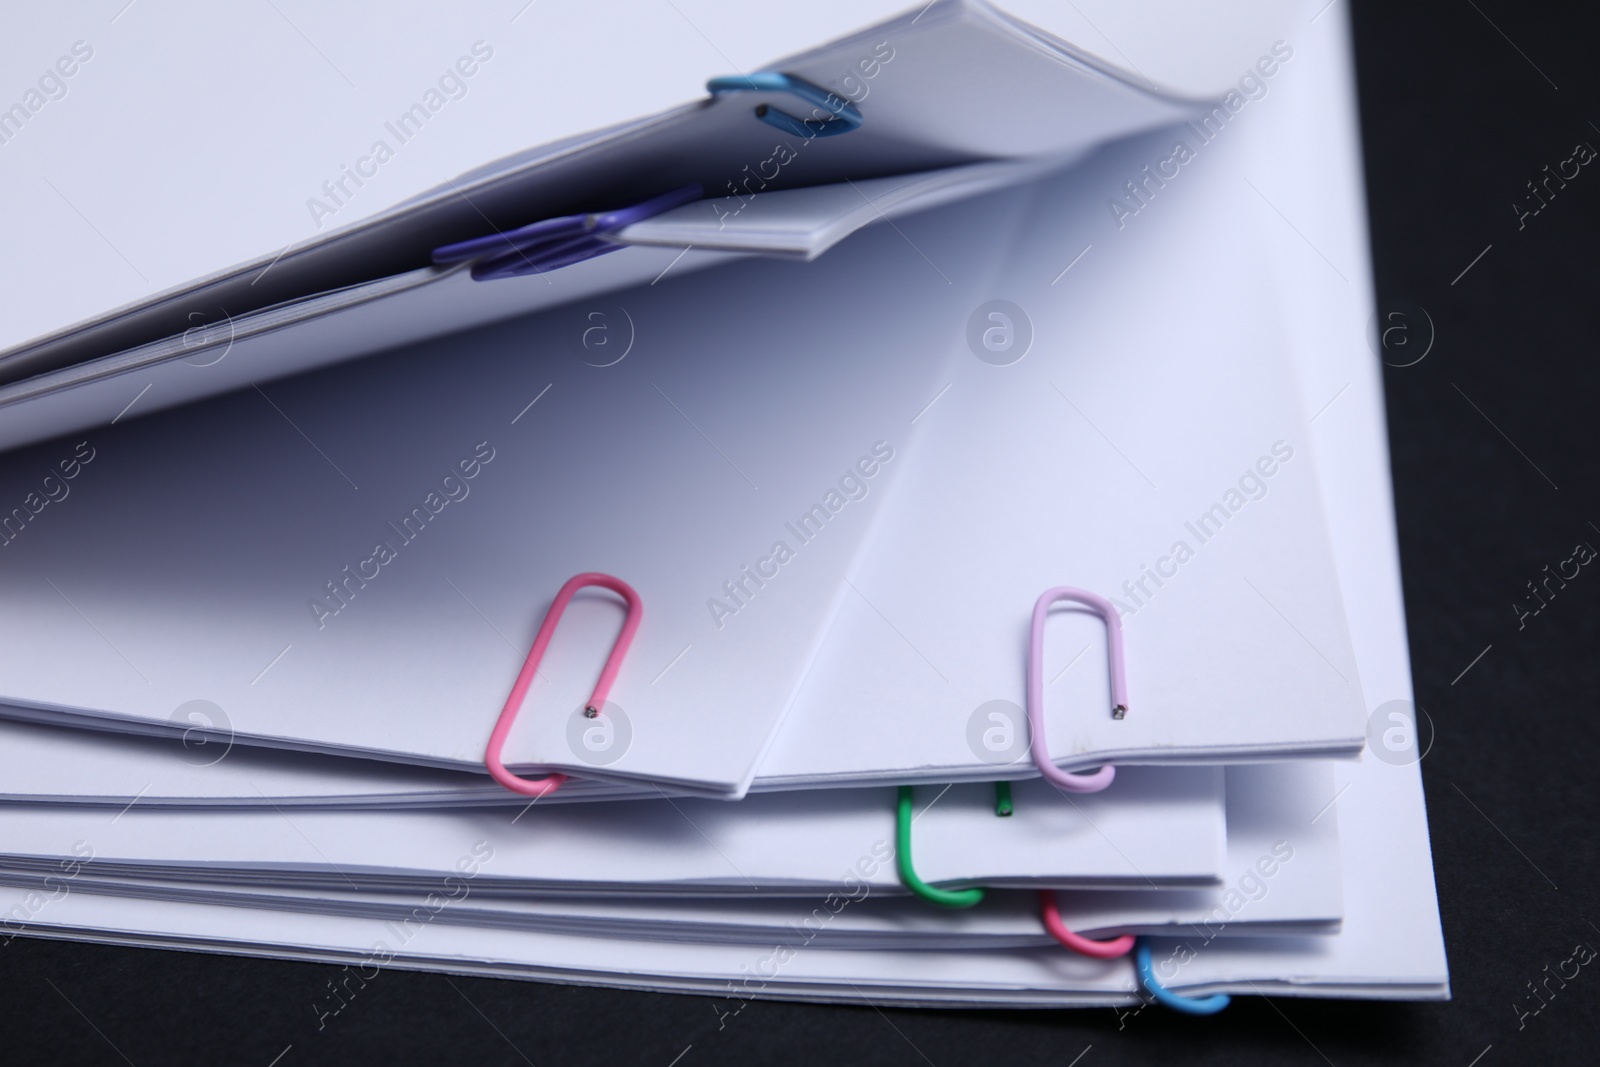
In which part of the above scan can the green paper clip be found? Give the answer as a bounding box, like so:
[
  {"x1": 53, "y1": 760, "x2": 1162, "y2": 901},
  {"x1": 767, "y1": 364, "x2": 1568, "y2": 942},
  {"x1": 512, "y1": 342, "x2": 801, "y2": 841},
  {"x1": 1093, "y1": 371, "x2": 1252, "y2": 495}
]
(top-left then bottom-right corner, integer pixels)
[{"x1": 895, "y1": 783, "x2": 1012, "y2": 908}]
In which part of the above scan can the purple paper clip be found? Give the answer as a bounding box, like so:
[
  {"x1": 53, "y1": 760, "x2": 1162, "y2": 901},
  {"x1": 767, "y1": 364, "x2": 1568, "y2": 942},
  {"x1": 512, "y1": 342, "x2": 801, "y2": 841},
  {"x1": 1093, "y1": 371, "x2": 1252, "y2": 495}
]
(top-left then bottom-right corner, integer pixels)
[
  {"x1": 1027, "y1": 587, "x2": 1124, "y2": 793},
  {"x1": 433, "y1": 184, "x2": 702, "y2": 281}
]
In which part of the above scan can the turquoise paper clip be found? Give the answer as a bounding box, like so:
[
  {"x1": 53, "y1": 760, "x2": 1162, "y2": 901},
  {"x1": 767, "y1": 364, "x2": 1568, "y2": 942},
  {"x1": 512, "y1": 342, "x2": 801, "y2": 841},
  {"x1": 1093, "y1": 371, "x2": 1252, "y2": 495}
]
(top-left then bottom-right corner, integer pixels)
[{"x1": 706, "y1": 72, "x2": 863, "y2": 138}]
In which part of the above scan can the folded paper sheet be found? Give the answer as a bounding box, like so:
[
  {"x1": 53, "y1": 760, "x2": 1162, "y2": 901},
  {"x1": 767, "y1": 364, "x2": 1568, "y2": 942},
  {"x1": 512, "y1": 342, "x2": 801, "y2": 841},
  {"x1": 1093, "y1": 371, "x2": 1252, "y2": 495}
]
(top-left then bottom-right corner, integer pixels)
[
  {"x1": 0, "y1": 1, "x2": 1202, "y2": 418},
  {"x1": 0, "y1": 120, "x2": 1364, "y2": 798},
  {"x1": 0, "y1": 193, "x2": 1023, "y2": 796}
]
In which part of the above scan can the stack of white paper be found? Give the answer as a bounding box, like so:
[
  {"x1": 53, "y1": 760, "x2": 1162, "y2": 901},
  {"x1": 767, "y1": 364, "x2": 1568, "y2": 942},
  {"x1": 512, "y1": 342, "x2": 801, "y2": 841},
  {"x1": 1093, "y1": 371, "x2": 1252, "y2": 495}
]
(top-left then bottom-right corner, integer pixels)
[{"x1": 0, "y1": 0, "x2": 1446, "y2": 1010}]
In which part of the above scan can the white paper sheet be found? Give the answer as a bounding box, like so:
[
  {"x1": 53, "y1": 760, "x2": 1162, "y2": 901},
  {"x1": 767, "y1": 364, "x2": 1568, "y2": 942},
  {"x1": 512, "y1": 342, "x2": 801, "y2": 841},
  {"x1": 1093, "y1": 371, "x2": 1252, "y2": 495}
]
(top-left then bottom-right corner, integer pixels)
[
  {"x1": 0, "y1": 763, "x2": 1333, "y2": 947},
  {"x1": 0, "y1": 768, "x2": 1220, "y2": 895},
  {"x1": 759, "y1": 107, "x2": 1366, "y2": 786},
  {"x1": 0, "y1": 189, "x2": 1027, "y2": 796},
  {"x1": 0, "y1": 2, "x2": 1199, "y2": 403}
]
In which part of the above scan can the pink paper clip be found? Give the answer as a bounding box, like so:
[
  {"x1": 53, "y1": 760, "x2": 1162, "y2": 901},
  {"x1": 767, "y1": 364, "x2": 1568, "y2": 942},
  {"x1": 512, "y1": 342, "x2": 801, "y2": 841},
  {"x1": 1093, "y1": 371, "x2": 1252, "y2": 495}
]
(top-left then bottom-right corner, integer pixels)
[
  {"x1": 484, "y1": 572, "x2": 643, "y2": 797},
  {"x1": 1039, "y1": 890, "x2": 1135, "y2": 959},
  {"x1": 1027, "y1": 586, "x2": 1124, "y2": 794}
]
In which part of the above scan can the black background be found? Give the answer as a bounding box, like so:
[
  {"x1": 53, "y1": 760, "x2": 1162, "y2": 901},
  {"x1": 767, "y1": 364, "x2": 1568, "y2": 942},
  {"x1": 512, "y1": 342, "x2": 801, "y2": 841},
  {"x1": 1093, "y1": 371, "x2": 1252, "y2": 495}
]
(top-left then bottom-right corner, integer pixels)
[{"x1": 4, "y1": 2, "x2": 1598, "y2": 1062}]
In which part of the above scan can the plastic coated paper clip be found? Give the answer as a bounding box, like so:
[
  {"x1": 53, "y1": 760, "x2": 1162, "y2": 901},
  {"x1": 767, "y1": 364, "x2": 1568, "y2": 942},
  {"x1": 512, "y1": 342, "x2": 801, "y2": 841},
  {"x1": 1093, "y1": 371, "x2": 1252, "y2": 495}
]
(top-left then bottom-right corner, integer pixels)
[
  {"x1": 1027, "y1": 586, "x2": 1125, "y2": 794},
  {"x1": 706, "y1": 72, "x2": 863, "y2": 138},
  {"x1": 483, "y1": 572, "x2": 642, "y2": 797},
  {"x1": 433, "y1": 185, "x2": 702, "y2": 281},
  {"x1": 894, "y1": 784, "x2": 1013, "y2": 909},
  {"x1": 1135, "y1": 940, "x2": 1231, "y2": 1014},
  {"x1": 1039, "y1": 891, "x2": 1135, "y2": 959}
]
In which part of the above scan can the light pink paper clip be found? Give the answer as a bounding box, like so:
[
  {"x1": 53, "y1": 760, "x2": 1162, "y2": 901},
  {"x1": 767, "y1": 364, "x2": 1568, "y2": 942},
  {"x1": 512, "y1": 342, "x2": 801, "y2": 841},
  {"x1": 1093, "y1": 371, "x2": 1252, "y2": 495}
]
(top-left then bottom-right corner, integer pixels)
[
  {"x1": 1027, "y1": 586, "x2": 1124, "y2": 794},
  {"x1": 484, "y1": 572, "x2": 642, "y2": 797}
]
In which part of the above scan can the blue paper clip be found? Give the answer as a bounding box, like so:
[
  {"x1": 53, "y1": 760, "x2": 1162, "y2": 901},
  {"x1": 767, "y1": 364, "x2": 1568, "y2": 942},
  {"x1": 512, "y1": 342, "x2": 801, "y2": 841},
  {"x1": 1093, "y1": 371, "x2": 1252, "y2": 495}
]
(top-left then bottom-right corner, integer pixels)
[
  {"x1": 706, "y1": 72, "x2": 863, "y2": 138},
  {"x1": 1134, "y1": 940, "x2": 1231, "y2": 1015},
  {"x1": 432, "y1": 184, "x2": 702, "y2": 281}
]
